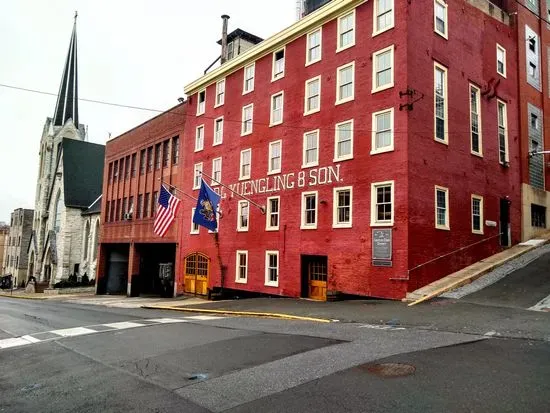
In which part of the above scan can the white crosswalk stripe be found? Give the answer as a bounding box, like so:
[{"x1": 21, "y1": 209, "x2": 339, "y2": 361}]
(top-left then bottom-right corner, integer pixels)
[{"x1": 0, "y1": 316, "x2": 225, "y2": 351}]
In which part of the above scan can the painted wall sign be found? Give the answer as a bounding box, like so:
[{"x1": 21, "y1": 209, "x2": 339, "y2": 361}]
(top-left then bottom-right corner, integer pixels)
[
  {"x1": 485, "y1": 220, "x2": 497, "y2": 227},
  {"x1": 215, "y1": 165, "x2": 342, "y2": 199},
  {"x1": 372, "y1": 229, "x2": 392, "y2": 266}
]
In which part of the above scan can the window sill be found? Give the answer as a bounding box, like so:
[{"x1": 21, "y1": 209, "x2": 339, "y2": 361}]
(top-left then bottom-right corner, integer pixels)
[
  {"x1": 370, "y1": 147, "x2": 394, "y2": 155},
  {"x1": 269, "y1": 121, "x2": 283, "y2": 128},
  {"x1": 336, "y1": 42, "x2": 355, "y2": 54},
  {"x1": 237, "y1": 228, "x2": 249, "y2": 233},
  {"x1": 333, "y1": 155, "x2": 354, "y2": 163},
  {"x1": 434, "y1": 138, "x2": 449, "y2": 146},
  {"x1": 304, "y1": 108, "x2": 321, "y2": 117},
  {"x1": 267, "y1": 170, "x2": 281, "y2": 176},
  {"x1": 372, "y1": 25, "x2": 394, "y2": 38},
  {"x1": 335, "y1": 97, "x2": 354, "y2": 106},
  {"x1": 214, "y1": 103, "x2": 224, "y2": 109},
  {"x1": 213, "y1": 142, "x2": 223, "y2": 147},
  {"x1": 271, "y1": 74, "x2": 285, "y2": 82},
  {"x1": 471, "y1": 151, "x2": 483, "y2": 158},
  {"x1": 190, "y1": 232, "x2": 199, "y2": 235},
  {"x1": 300, "y1": 225, "x2": 318, "y2": 230},
  {"x1": 370, "y1": 222, "x2": 394, "y2": 227},
  {"x1": 333, "y1": 223, "x2": 352, "y2": 229},
  {"x1": 235, "y1": 279, "x2": 248, "y2": 284},
  {"x1": 194, "y1": 148, "x2": 204, "y2": 153},
  {"x1": 239, "y1": 176, "x2": 251, "y2": 181},
  {"x1": 265, "y1": 282, "x2": 279, "y2": 288},
  {"x1": 242, "y1": 88, "x2": 254, "y2": 95},
  {"x1": 371, "y1": 83, "x2": 394, "y2": 94},
  {"x1": 472, "y1": 230, "x2": 484, "y2": 235},
  {"x1": 435, "y1": 226, "x2": 450, "y2": 231},
  {"x1": 302, "y1": 162, "x2": 319, "y2": 169},
  {"x1": 241, "y1": 131, "x2": 253, "y2": 137},
  {"x1": 434, "y1": 30, "x2": 448, "y2": 40},
  {"x1": 305, "y1": 58, "x2": 321, "y2": 67}
]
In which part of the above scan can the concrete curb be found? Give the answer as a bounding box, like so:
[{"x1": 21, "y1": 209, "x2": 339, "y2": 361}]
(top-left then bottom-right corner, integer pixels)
[
  {"x1": 0, "y1": 293, "x2": 48, "y2": 300},
  {"x1": 141, "y1": 305, "x2": 332, "y2": 323}
]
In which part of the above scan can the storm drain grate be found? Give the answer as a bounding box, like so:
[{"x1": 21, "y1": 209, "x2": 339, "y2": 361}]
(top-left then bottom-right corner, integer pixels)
[{"x1": 361, "y1": 363, "x2": 416, "y2": 378}]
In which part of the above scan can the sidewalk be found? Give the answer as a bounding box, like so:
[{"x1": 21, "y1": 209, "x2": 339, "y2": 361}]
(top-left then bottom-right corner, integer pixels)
[{"x1": 0, "y1": 289, "x2": 94, "y2": 300}]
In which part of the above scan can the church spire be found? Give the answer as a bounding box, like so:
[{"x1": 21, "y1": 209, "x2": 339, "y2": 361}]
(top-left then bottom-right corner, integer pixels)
[{"x1": 53, "y1": 12, "x2": 79, "y2": 127}]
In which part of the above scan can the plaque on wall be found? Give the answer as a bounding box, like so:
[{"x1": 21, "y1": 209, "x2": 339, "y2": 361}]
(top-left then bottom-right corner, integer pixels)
[{"x1": 372, "y1": 229, "x2": 392, "y2": 266}]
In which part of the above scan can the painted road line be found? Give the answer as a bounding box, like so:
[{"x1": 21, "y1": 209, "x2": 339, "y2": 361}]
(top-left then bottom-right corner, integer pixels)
[
  {"x1": 51, "y1": 327, "x2": 96, "y2": 337},
  {"x1": 185, "y1": 315, "x2": 227, "y2": 321},
  {"x1": 145, "y1": 318, "x2": 190, "y2": 324},
  {"x1": 0, "y1": 337, "x2": 35, "y2": 349},
  {"x1": 529, "y1": 294, "x2": 550, "y2": 312},
  {"x1": 102, "y1": 321, "x2": 144, "y2": 329},
  {"x1": 21, "y1": 335, "x2": 41, "y2": 343},
  {"x1": 358, "y1": 324, "x2": 406, "y2": 331}
]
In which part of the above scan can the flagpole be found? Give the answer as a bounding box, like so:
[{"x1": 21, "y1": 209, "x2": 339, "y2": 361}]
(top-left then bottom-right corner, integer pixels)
[
  {"x1": 159, "y1": 179, "x2": 198, "y2": 202},
  {"x1": 198, "y1": 171, "x2": 266, "y2": 214}
]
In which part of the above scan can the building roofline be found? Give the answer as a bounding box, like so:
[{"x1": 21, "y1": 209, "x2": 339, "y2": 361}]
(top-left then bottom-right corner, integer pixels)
[
  {"x1": 216, "y1": 28, "x2": 264, "y2": 45},
  {"x1": 107, "y1": 101, "x2": 186, "y2": 145},
  {"x1": 184, "y1": 0, "x2": 365, "y2": 94}
]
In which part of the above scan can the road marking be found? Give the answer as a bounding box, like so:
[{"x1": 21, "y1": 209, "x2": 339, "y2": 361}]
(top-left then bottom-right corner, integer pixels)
[
  {"x1": 51, "y1": 327, "x2": 97, "y2": 337},
  {"x1": 145, "y1": 318, "x2": 189, "y2": 324},
  {"x1": 358, "y1": 324, "x2": 406, "y2": 331},
  {"x1": 103, "y1": 321, "x2": 144, "y2": 329},
  {"x1": 0, "y1": 337, "x2": 34, "y2": 349},
  {"x1": 185, "y1": 315, "x2": 224, "y2": 321},
  {"x1": 529, "y1": 294, "x2": 550, "y2": 312},
  {"x1": 21, "y1": 335, "x2": 41, "y2": 343}
]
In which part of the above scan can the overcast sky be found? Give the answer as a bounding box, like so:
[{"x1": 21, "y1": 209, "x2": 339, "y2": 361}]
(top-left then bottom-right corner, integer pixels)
[{"x1": 0, "y1": 0, "x2": 296, "y2": 223}]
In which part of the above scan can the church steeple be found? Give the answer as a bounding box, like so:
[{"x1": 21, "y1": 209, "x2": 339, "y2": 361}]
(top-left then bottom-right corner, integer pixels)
[{"x1": 53, "y1": 12, "x2": 79, "y2": 127}]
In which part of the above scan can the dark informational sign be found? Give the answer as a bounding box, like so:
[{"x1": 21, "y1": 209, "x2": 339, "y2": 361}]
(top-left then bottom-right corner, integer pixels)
[{"x1": 372, "y1": 229, "x2": 392, "y2": 266}]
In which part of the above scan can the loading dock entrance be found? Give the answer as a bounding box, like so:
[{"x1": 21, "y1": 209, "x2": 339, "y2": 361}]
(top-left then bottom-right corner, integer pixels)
[
  {"x1": 135, "y1": 243, "x2": 176, "y2": 297},
  {"x1": 301, "y1": 255, "x2": 328, "y2": 301}
]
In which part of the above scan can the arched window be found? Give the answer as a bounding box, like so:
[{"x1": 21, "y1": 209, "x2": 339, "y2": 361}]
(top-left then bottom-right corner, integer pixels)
[
  {"x1": 83, "y1": 221, "x2": 90, "y2": 260},
  {"x1": 54, "y1": 190, "x2": 62, "y2": 232},
  {"x1": 93, "y1": 220, "x2": 100, "y2": 260}
]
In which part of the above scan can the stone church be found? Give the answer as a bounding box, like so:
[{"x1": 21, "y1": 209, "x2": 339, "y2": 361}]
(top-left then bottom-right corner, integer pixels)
[{"x1": 28, "y1": 16, "x2": 105, "y2": 286}]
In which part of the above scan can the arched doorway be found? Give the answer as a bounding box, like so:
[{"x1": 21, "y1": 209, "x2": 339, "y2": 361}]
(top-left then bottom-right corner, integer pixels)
[{"x1": 184, "y1": 253, "x2": 209, "y2": 296}]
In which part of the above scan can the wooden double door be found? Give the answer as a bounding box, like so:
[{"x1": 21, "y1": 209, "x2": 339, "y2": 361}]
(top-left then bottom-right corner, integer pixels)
[
  {"x1": 184, "y1": 253, "x2": 209, "y2": 296},
  {"x1": 302, "y1": 255, "x2": 328, "y2": 301}
]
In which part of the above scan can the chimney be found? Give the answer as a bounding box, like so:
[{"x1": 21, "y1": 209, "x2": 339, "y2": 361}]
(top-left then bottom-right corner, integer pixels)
[{"x1": 221, "y1": 14, "x2": 230, "y2": 64}]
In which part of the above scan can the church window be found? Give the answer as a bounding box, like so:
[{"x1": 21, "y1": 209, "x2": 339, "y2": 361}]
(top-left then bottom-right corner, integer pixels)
[{"x1": 54, "y1": 191, "x2": 62, "y2": 232}]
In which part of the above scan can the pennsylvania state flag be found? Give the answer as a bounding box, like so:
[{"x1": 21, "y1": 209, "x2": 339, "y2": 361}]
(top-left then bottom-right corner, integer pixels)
[{"x1": 193, "y1": 178, "x2": 221, "y2": 232}]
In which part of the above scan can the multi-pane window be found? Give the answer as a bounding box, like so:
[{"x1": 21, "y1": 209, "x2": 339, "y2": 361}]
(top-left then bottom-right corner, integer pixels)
[
  {"x1": 153, "y1": 191, "x2": 158, "y2": 215},
  {"x1": 435, "y1": 186, "x2": 449, "y2": 230},
  {"x1": 128, "y1": 196, "x2": 134, "y2": 216},
  {"x1": 242, "y1": 104, "x2": 254, "y2": 135},
  {"x1": 307, "y1": 28, "x2": 322, "y2": 65},
  {"x1": 531, "y1": 204, "x2": 546, "y2": 228},
  {"x1": 470, "y1": 85, "x2": 482, "y2": 155},
  {"x1": 372, "y1": 46, "x2": 394, "y2": 92},
  {"x1": 301, "y1": 192, "x2": 318, "y2": 229},
  {"x1": 497, "y1": 44, "x2": 506, "y2": 77},
  {"x1": 155, "y1": 143, "x2": 161, "y2": 170},
  {"x1": 131, "y1": 154, "x2": 136, "y2": 177},
  {"x1": 143, "y1": 193, "x2": 150, "y2": 218},
  {"x1": 337, "y1": 10, "x2": 355, "y2": 51},
  {"x1": 197, "y1": 90, "x2": 206, "y2": 115},
  {"x1": 172, "y1": 136, "x2": 179, "y2": 165},
  {"x1": 122, "y1": 197, "x2": 127, "y2": 218},
  {"x1": 371, "y1": 182, "x2": 394, "y2": 225},
  {"x1": 305, "y1": 76, "x2": 321, "y2": 115},
  {"x1": 237, "y1": 200, "x2": 249, "y2": 231},
  {"x1": 303, "y1": 130, "x2": 319, "y2": 168},
  {"x1": 147, "y1": 147, "x2": 153, "y2": 172},
  {"x1": 240, "y1": 149, "x2": 251, "y2": 180},
  {"x1": 265, "y1": 251, "x2": 279, "y2": 287},
  {"x1": 212, "y1": 157, "x2": 222, "y2": 186},
  {"x1": 125, "y1": 156, "x2": 130, "y2": 179},
  {"x1": 268, "y1": 140, "x2": 282, "y2": 174},
  {"x1": 215, "y1": 79, "x2": 225, "y2": 107},
  {"x1": 214, "y1": 117, "x2": 224, "y2": 145},
  {"x1": 336, "y1": 62, "x2": 355, "y2": 104},
  {"x1": 113, "y1": 161, "x2": 119, "y2": 181},
  {"x1": 374, "y1": 0, "x2": 394, "y2": 34},
  {"x1": 434, "y1": 0, "x2": 448, "y2": 38},
  {"x1": 472, "y1": 195, "x2": 483, "y2": 234},
  {"x1": 335, "y1": 120, "x2": 353, "y2": 161},
  {"x1": 195, "y1": 125, "x2": 204, "y2": 151},
  {"x1": 137, "y1": 194, "x2": 143, "y2": 219},
  {"x1": 434, "y1": 63, "x2": 448, "y2": 143},
  {"x1": 163, "y1": 140, "x2": 170, "y2": 167},
  {"x1": 266, "y1": 196, "x2": 280, "y2": 230},
  {"x1": 140, "y1": 150, "x2": 146, "y2": 175},
  {"x1": 334, "y1": 187, "x2": 352, "y2": 228},
  {"x1": 372, "y1": 109, "x2": 394, "y2": 153},
  {"x1": 498, "y1": 100, "x2": 509, "y2": 164},
  {"x1": 526, "y1": 26, "x2": 540, "y2": 90},
  {"x1": 191, "y1": 208, "x2": 200, "y2": 234},
  {"x1": 243, "y1": 63, "x2": 255, "y2": 93},
  {"x1": 193, "y1": 162, "x2": 203, "y2": 189},
  {"x1": 273, "y1": 49, "x2": 285, "y2": 80},
  {"x1": 270, "y1": 92, "x2": 284, "y2": 126},
  {"x1": 235, "y1": 251, "x2": 248, "y2": 283}
]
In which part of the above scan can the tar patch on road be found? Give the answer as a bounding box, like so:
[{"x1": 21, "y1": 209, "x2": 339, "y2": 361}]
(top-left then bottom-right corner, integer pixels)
[{"x1": 362, "y1": 363, "x2": 416, "y2": 378}]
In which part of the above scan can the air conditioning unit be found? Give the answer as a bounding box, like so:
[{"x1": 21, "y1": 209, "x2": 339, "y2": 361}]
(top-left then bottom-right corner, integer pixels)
[{"x1": 124, "y1": 213, "x2": 133, "y2": 221}]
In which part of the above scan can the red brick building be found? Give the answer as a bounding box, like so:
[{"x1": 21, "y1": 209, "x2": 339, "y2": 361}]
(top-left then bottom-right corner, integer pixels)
[
  {"x1": 97, "y1": 103, "x2": 185, "y2": 297},
  {"x1": 178, "y1": 0, "x2": 524, "y2": 301}
]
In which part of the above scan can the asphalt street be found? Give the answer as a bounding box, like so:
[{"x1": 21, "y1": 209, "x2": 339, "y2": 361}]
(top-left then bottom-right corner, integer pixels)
[{"x1": 0, "y1": 250, "x2": 549, "y2": 412}]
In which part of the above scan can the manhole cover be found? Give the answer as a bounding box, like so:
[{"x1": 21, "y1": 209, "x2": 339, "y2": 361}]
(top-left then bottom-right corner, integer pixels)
[{"x1": 362, "y1": 363, "x2": 415, "y2": 378}]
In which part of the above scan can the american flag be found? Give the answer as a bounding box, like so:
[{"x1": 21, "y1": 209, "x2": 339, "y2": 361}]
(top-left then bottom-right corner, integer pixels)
[{"x1": 154, "y1": 185, "x2": 181, "y2": 237}]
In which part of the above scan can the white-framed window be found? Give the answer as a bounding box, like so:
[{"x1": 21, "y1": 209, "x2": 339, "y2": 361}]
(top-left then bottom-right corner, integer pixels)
[
  {"x1": 304, "y1": 76, "x2": 321, "y2": 115},
  {"x1": 497, "y1": 100, "x2": 509, "y2": 164},
  {"x1": 241, "y1": 104, "x2": 254, "y2": 136},
  {"x1": 434, "y1": 62, "x2": 448, "y2": 144},
  {"x1": 336, "y1": 62, "x2": 355, "y2": 104},
  {"x1": 334, "y1": 119, "x2": 354, "y2": 161},
  {"x1": 214, "y1": 117, "x2": 224, "y2": 146},
  {"x1": 265, "y1": 250, "x2": 279, "y2": 287},
  {"x1": 337, "y1": 10, "x2": 356, "y2": 51},
  {"x1": 435, "y1": 186, "x2": 450, "y2": 230},
  {"x1": 373, "y1": 0, "x2": 394, "y2": 35},
  {"x1": 272, "y1": 48, "x2": 285, "y2": 81},
  {"x1": 270, "y1": 91, "x2": 284, "y2": 126},
  {"x1": 237, "y1": 200, "x2": 249, "y2": 231},
  {"x1": 470, "y1": 84, "x2": 482, "y2": 156},
  {"x1": 266, "y1": 196, "x2": 280, "y2": 231},
  {"x1": 195, "y1": 125, "x2": 204, "y2": 152},
  {"x1": 190, "y1": 208, "x2": 200, "y2": 234},
  {"x1": 306, "y1": 28, "x2": 322, "y2": 65},
  {"x1": 240, "y1": 149, "x2": 252, "y2": 180},
  {"x1": 434, "y1": 0, "x2": 448, "y2": 39},
  {"x1": 471, "y1": 195, "x2": 484, "y2": 235},
  {"x1": 235, "y1": 250, "x2": 248, "y2": 283},
  {"x1": 268, "y1": 140, "x2": 282, "y2": 175},
  {"x1": 303, "y1": 130, "x2": 319, "y2": 168},
  {"x1": 197, "y1": 90, "x2": 206, "y2": 115},
  {"x1": 193, "y1": 162, "x2": 203, "y2": 190},
  {"x1": 215, "y1": 79, "x2": 225, "y2": 107},
  {"x1": 211, "y1": 157, "x2": 222, "y2": 186},
  {"x1": 333, "y1": 186, "x2": 353, "y2": 228},
  {"x1": 371, "y1": 181, "x2": 394, "y2": 226},
  {"x1": 497, "y1": 44, "x2": 506, "y2": 78},
  {"x1": 371, "y1": 108, "x2": 394, "y2": 154},
  {"x1": 301, "y1": 191, "x2": 318, "y2": 229},
  {"x1": 243, "y1": 63, "x2": 255, "y2": 94},
  {"x1": 372, "y1": 45, "x2": 394, "y2": 93}
]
